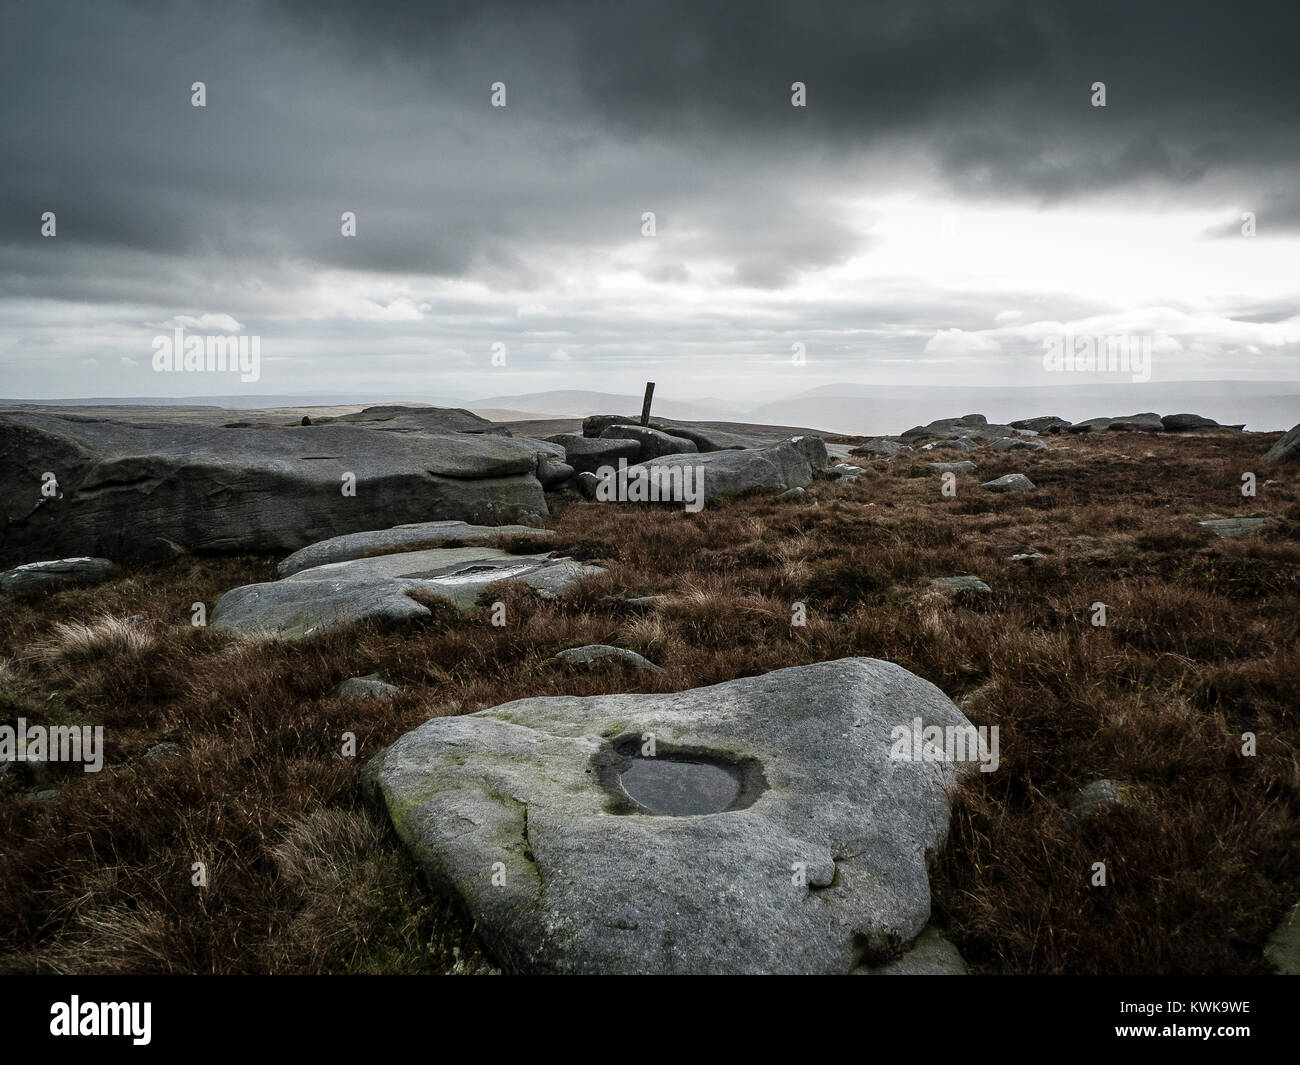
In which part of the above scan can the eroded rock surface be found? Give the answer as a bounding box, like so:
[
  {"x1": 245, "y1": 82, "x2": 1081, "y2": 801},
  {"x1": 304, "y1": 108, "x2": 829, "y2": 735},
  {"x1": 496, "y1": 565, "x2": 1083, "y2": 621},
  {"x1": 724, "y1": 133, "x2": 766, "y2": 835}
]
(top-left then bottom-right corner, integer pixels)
[{"x1": 363, "y1": 657, "x2": 976, "y2": 974}]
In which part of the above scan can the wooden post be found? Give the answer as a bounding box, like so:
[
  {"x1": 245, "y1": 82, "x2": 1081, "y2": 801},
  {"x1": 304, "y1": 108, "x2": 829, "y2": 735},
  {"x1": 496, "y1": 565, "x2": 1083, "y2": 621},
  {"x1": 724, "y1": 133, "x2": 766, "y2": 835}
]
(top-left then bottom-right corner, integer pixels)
[{"x1": 640, "y1": 382, "x2": 655, "y2": 426}]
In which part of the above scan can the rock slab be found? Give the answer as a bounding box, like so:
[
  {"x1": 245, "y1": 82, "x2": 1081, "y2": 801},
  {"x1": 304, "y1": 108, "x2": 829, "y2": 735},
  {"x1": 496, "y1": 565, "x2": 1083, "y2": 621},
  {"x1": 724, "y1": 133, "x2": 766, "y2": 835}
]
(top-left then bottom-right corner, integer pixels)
[
  {"x1": 0, "y1": 411, "x2": 550, "y2": 565},
  {"x1": 363, "y1": 657, "x2": 975, "y2": 974}
]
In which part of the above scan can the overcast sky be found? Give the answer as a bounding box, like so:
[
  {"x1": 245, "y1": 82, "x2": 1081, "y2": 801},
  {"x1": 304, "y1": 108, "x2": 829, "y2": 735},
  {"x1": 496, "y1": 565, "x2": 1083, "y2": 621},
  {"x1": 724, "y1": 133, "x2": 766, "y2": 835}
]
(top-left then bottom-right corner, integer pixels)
[{"x1": 3, "y1": 0, "x2": 1298, "y2": 404}]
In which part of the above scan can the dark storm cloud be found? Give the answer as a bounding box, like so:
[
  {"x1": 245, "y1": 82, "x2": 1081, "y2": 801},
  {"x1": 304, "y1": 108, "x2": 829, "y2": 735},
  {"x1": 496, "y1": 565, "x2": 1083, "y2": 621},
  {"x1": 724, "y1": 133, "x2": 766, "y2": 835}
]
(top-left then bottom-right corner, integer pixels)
[
  {"x1": 1, "y1": 0, "x2": 1297, "y2": 363},
  {"x1": 277, "y1": 0, "x2": 1300, "y2": 196}
]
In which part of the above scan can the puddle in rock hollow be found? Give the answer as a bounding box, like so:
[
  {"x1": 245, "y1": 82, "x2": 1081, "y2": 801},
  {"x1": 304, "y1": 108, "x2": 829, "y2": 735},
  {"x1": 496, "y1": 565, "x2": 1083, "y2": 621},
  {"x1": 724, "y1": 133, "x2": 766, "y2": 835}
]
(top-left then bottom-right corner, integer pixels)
[{"x1": 619, "y1": 756, "x2": 744, "y2": 815}]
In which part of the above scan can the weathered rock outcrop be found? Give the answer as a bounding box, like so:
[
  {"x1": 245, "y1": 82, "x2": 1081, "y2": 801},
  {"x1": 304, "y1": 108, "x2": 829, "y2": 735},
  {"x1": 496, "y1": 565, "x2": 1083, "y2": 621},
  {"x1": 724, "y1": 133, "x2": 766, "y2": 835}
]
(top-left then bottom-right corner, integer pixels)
[
  {"x1": 544, "y1": 434, "x2": 641, "y2": 475},
  {"x1": 629, "y1": 436, "x2": 828, "y2": 506},
  {"x1": 0, "y1": 557, "x2": 120, "y2": 594},
  {"x1": 363, "y1": 657, "x2": 978, "y2": 974},
  {"x1": 1161, "y1": 413, "x2": 1220, "y2": 432},
  {"x1": 0, "y1": 412, "x2": 550, "y2": 565},
  {"x1": 1010, "y1": 416, "x2": 1071, "y2": 434},
  {"x1": 582, "y1": 415, "x2": 789, "y2": 452},
  {"x1": 276, "y1": 521, "x2": 555, "y2": 578},
  {"x1": 596, "y1": 424, "x2": 698, "y2": 460},
  {"x1": 212, "y1": 546, "x2": 603, "y2": 638},
  {"x1": 1265, "y1": 423, "x2": 1300, "y2": 462}
]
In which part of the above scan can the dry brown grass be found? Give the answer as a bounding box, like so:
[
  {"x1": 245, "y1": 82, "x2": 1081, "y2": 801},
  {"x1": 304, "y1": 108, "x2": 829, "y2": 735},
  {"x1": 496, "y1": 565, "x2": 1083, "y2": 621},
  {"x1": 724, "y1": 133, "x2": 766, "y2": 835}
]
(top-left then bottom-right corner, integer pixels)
[{"x1": 0, "y1": 427, "x2": 1296, "y2": 973}]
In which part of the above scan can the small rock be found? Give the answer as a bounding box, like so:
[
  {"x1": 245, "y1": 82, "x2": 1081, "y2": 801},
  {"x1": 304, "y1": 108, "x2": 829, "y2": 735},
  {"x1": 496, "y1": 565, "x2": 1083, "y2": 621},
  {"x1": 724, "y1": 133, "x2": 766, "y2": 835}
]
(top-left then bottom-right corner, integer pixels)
[
  {"x1": 776, "y1": 487, "x2": 807, "y2": 501},
  {"x1": 931, "y1": 576, "x2": 991, "y2": 595},
  {"x1": 1198, "y1": 517, "x2": 1270, "y2": 538},
  {"x1": 1264, "y1": 904, "x2": 1300, "y2": 975},
  {"x1": 625, "y1": 595, "x2": 669, "y2": 608},
  {"x1": 554, "y1": 645, "x2": 665, "y2": 673},
  {"x1": 926, "y1": 461, "x2": 978, "y2": 473},
  {"x1": 144, "y1": 741, "x2": 180, "y2": 760},
  {"x1": 990, "y1": 437, "x2": 1046, "y2": 452},
  {"x1": 1069, "y1": 778, "x2": 1126, "y2": 819},
  {"x1": 920, "y1": 438, "x2": 976, "y2": 453},
  {"x1": 850, "y1": 438, "x2": 906, "y2": 456},
  {"x1": 1010, "y1": 549, "x2": 1045, "y2": 562},
  {"x1": 982, "y1": 473, "x2": 1036, "y2": 493},
  {"x1": 335, "y1": 675, "x2": 399, "y2": 700},
  {"x1": 34, "y1": 788, "x2": 61, "y2": 802},
  {"x1": 854, "y1": 926, "x2": 969, "y2": 975}
]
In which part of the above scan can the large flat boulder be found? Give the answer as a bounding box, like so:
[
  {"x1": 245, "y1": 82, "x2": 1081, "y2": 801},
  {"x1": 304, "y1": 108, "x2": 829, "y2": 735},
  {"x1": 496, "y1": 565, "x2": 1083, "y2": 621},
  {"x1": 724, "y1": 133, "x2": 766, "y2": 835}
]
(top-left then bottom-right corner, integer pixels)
[
  {"x1": 212, "y1": 547, "x2": 602, "y2": 638},
  {"x1": 0, "y1": 412, "x2": 549, "y2": 565},
  {"x1": 363, "y1": 657, "x2": 979, "y2": 974},
  {"x1": 276, "y1": 521, "x2": 555, "y2": 578}
]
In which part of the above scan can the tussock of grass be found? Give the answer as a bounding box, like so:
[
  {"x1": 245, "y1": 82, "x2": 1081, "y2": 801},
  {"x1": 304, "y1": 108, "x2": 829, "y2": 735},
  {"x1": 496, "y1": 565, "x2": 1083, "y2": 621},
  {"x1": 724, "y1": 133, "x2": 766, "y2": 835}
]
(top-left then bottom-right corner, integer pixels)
[{"x1": 0, "y1": 428, "x2": 1296, "y2": 973}]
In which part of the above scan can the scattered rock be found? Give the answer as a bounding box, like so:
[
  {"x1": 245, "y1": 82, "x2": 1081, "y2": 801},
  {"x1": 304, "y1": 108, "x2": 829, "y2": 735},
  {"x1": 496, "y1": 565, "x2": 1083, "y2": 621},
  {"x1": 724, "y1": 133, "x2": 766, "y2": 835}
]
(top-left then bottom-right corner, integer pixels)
[
  {"x1": 925, "y1": 461, "x2": 978, "y2": 473},
  {"x1": 1264, "y1": 423, "x2": 1300, "y2": 462},
  {"x1": 990, "y1": 437, "x2": 1046, "y2": 452},
  {"x1": 982, "y1": 473, "x2": 1036, "y2": 493},
  {"x1": 276, "y1": 521, "x2": 556, "y2": 578},
  {"x1": 1068, "y1": 778, "x2": 1126, "y2": 819},
  {"x1": 920, "y1": 438, "x2": 976, "y2": 452},
  {"x1": 363, "y1": 657, "x2": 977, "y2": 974},
  {"x1": 827, "y1": 463, "x2": 862, "y2": 478},
  {"x1": 554, "y1": 645, "x2": 665, "y2": 674},
  {"x1": 1010, "y1": 416, "x2": 1071, "y2": 434},
  {"x1": 854, "y1": 926, "x2": 969, "y2": 975},
  {"x1": 335, "y1": 674, "x2": 400, "y2": 700},
  {"x1": 1198, "y1": 517, "x2": 1270, "y2": 538},
  {"x1": 625, "y1": 595, "x2": 670, "y2": 608},
  {"x1": 930, "y1": 576, "x2": 991, "y2": 594},
  {"x1": 0, "y1": 557, "x2": 119, "y2": 594},
  {"x1": 850, "y1": 438, "x2": 907, "y2": 456}
]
